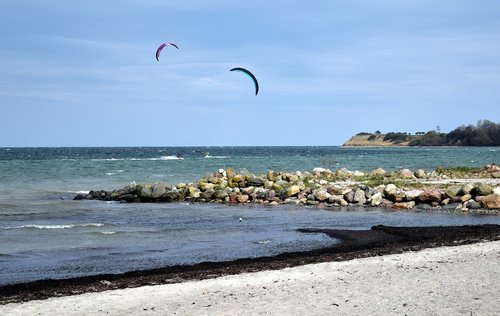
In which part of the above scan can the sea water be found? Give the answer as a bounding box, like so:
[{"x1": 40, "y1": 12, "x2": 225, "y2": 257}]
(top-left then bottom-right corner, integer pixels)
[{"x1": 1, "y1": 146, "x2": 499, "y2": 285}]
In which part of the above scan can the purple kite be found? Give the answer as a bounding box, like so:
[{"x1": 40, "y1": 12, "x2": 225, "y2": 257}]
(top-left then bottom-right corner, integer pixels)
[{"x1": 155, "y1": 42, "x2": 179, "y2": 61}]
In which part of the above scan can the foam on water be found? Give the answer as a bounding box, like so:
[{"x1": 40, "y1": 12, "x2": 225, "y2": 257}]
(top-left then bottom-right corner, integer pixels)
[{"x1": 3, "y1": 223, "x2": 105, "y2": 230}]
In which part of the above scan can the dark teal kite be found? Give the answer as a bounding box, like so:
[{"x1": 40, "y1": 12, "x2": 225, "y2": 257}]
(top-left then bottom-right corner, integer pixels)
[{"x1": 230, "y1": 67, "x2": 259, "y2": 96}]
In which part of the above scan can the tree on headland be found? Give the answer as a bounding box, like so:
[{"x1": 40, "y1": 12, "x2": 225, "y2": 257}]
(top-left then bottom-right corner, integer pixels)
[{"x1": 409, "y1": 120, "x2": 500, "y2": 146}]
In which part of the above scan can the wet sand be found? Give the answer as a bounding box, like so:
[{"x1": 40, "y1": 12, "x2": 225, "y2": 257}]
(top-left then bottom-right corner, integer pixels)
[{"x1": 1, "y1": 224, "x2": 499, "y2": 307}]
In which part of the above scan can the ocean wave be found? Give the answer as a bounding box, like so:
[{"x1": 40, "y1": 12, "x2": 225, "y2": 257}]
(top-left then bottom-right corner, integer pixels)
[
  {"x1": 67, "y1": 190, "x2": 90, "y2": 194},
  {"x1": 91, "y1": 156, "x2": 184, "y2": 161},
  {"x1": 3, "y1": 223, "x2": 104, "y2": 230},
  {"x1": 204, "y1": 156, "x2": 229, "y2": 159}
]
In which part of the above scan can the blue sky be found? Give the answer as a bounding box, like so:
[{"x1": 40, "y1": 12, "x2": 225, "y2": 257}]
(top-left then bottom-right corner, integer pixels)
[{"x1": 1, "y1": 0, "x2": 499, "y2": 146}]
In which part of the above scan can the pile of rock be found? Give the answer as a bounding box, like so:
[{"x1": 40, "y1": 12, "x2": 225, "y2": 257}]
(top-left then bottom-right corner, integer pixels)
[{"x1": 74, "y1": 167, "x2": 500, "y2": 211}]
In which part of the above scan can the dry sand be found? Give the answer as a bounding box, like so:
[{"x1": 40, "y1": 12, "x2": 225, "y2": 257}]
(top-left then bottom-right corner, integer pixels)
[{"x1": 2, "y1": 241, "x2": 499, "y2": 315}]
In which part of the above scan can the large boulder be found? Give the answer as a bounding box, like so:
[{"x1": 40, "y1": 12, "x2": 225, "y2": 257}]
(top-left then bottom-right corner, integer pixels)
[
  {"x1": 314, "y1": 189, "x2": 331, "y2": 202},
  {"x1": 384, "y1": 184, "x2": 397, "y2": 196},
  {"x1": 371, "y1": 168, "x2": 386, "y2": 176},
  {"x1": 473, "y1": 183, "x2": 493, "y2": 196},
  {"x1": 392, "y1": 201, "x2": 416, "y2": 209},
  {"x1": 138, "y1": 184, "x2": 153, "y2": 199},
  {"x1": 151, "y1": 183, "x2": 167, "y2": 199},
  {"x1": 353, "y1": 188, "x2": 366, "y2": 205},
  {"x1": 405, "y1": 189, "x2": 423, "y2": 201},
  {"x1": 478, "y1": 193, "x2": 500, "y2": 209},
  {"x1": 285, "y1": 185, "x2": 301, "y2": 197},
  {"x1": 247, "y1": 177, "x2": 265, "y2": 187},
  {"x1": 414, "y1": 169, "x2": 426, "y2": 179},
  {"x1": 418, "y1": 190, "x2": 443, "y2": 203},
  {"x1": 188, "y1": 187, "x2": 201, "y2": 198},
  {"x1": 444, "y1": 185, "x2": 462, "y2": 199},
  {"x1": 370, "y1": 192, "x2": 383, "y2": 206}
]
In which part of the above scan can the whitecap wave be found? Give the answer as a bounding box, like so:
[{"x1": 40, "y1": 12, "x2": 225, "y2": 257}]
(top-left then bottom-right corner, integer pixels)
[
  {"x1": 159, "y1": 155, "x2": 184, "y2": 160},
  {"x1": 205, "y1": 156, "x2": 229, "y2": 159},
  {"x1": 106, "y1": 172, "x2": 116, "y2": 176},
  {"x1": 3, "y1": 223, "x2": 104, "y2": 230},
  {"x1": 101, "y1": 231, "x2": 116, "y2": 235},
  {"x1": 67, "y1": 190, "x2": 90, "y2": 195}
]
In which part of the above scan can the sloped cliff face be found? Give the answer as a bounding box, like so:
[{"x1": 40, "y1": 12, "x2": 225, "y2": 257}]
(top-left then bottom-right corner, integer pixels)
[{"x1": 343, "y1": 134, "x2": 413, "y2": 146}]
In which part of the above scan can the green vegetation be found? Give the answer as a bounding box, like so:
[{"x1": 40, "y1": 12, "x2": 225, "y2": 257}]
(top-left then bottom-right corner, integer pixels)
[
  {"x1": 435, "y1": 166, "x2": 488, "y2": 178},
  {"x1": 409, "y1": 120, "x2": 500, "y2": 146}
]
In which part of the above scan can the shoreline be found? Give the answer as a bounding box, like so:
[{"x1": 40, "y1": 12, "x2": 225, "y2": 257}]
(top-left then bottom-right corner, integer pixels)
[
  {"x1": 3, "y1": 241, "x2": 499, "y2": 315},
  {"x1": 2, "y1": 224, "x2": 499, "y2": 305}
]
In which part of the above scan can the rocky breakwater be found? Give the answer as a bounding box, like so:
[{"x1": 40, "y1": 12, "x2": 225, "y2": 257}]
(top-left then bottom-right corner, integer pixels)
[{"x1": 74, "y1": 165, "x2": 500, "y2": 213}]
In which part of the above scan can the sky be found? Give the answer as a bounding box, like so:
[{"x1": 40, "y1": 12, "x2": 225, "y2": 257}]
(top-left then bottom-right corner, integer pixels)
[{"x1": 1, "y1": 0, "x2": 499, "y2": 147}]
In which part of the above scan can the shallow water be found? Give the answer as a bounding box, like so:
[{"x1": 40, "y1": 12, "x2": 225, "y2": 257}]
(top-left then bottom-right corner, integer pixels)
[{"x1": 0, "y1": 146, "x2": 499, "y2": 285}]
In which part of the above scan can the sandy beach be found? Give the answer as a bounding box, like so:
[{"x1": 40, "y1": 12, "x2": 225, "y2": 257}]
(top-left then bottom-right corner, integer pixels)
[{"x1": 2, "y1": 240, "x2": 499, "y2": 315}]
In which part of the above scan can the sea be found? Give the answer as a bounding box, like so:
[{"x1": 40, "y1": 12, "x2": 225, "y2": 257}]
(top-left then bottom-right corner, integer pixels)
[{"x1": 1, "y1": 146, "x2": 499, "y2": 286}]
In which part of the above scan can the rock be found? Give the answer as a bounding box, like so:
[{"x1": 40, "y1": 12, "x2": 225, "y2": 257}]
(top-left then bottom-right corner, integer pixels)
[
  {"x1": 479, "y1": 193, "x2": 500, "y2": 209},
  {"x1": 353, "y1": 170, "x2": 365, "y2": 177},
  {"x1": 151, "y1": 183, "x2": 167, "y2": 199},
  {"x1": 384, "y1": 184, "x2": 397, "y2": 196},
  {"x1": 414, "y1": 169, "x2": 426, "y2": 179},
  {"x1": 285, "y1": 173, "x2": 300, "y2": 183},
  {"x1": 247, "y1": 177, "x2": 265, "y2": 187},
  {"x1": 460, "y1": 194, "x2": 472, "y2": 203},
  {"x1": 241, "y1": 186, "x2": 255, "y2": 195},
  {"x1": 199, "y1": 181, "x2": 215, "y2": 191},
  {"x1": 188, "y1": 187, "x2": 201, "y2": 198},
  {"x1": 328, "y1": 195, "x2": 344, "y2": 204},
  {"x1": 138, "y1": 185, "x2": 153, "y2": 199},
  {"x1": 418, "y1": 190, "x2": 443, "y2": 203},
  {"x1": 232, "y1": 175, "x2": 245, "y2": 183},
  {"x1": 213, "y1": 189, "x2": 229, "y2": 200},
  {"x1": 266, "y1": 170, "x2": 277, "y2": 181},
  {"x1": 491, "y1": 172, "x2": 500, "y2": 179},
  {"x1": 416, "y1": 203, "x2": 433, "y2": 211},
  {"x1": 344, "y1": 190, "x2": 355, "y2": 203},
  {"x1": 326, "y1": 185, "x2": 345, "y2": 195},
  {"x1": 339, "y1": 199, "x2": 349, "y2": 206},
  {"x1": 473, "y1": 183, "x2": 493, "y2": 196},
  {"x1": 466, "y1": 200, "x2": 482, "y2": 209},
  {"x1": 286, "y1": 185, "x2": 301, "y2": 197},
  {"x1": 314, "y1": 189, "x2": 331, "y2": 202},
  {"x1": 353, "y1": 188, "x2": 366, "y2": 205},
  {"x1": 306, "y1": 200, "x2": 320, "y2": 206},
  {"x1": 199, "y1": 189, "x2": 214, "y2": 200},
  {"x1": 389, "y1": 191, "x2": 406, "y2": 203},
  {"x1": 444, "y1": 185, "x2": 462, "y2": 199},
  {"x1": 405, "y1": 189, "x2": 423, "y2": 201},
  {"x1": 442, "y1": 202, "x2": 461, "y2": 210},
  {"x1": 392, "y1": 201, "x2": 416, "y2": 209},
  {"x1": 335, "y1": 169, "x2": 351, "y2": 178},
  {"x1": 371, "y1": 168, "x2": 386, "y2": 176},
  {"x1": 370, "y1": 192, "x2": 383, "y2": 206},
  {"x1": 400, "y1": 169, "x2": 413, "y2": 178},
  {"x1": 237, "y1": 194, "x2": 249, "y2": 203},
  {"x1": 264, "y1": 180, "x2": 274, "y2": 190},
  {"x1": 461, "y1": 183, "x2": 474, "y2": 195},
  {"x1": 226, "y1": 168, "x2": 235, "y2": 178},
  {"x1": 488, "y1": 164, "x2": 500, "y2": 172},
  {"x1": 208, "y1": 177, "x2": 219, "y2": 184},
  {"x1": 163, "y1": 186, "x2": 180, "y2": 201},
  {"x1": 118, "y1": 194, "x2": 139, "y2": 202},
  {"x1": 441, "y1": 198, "x2": 451, "y2": 205},
  {"x1": 494, "y1": 186, "x2": 500, "y2": 194}
]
